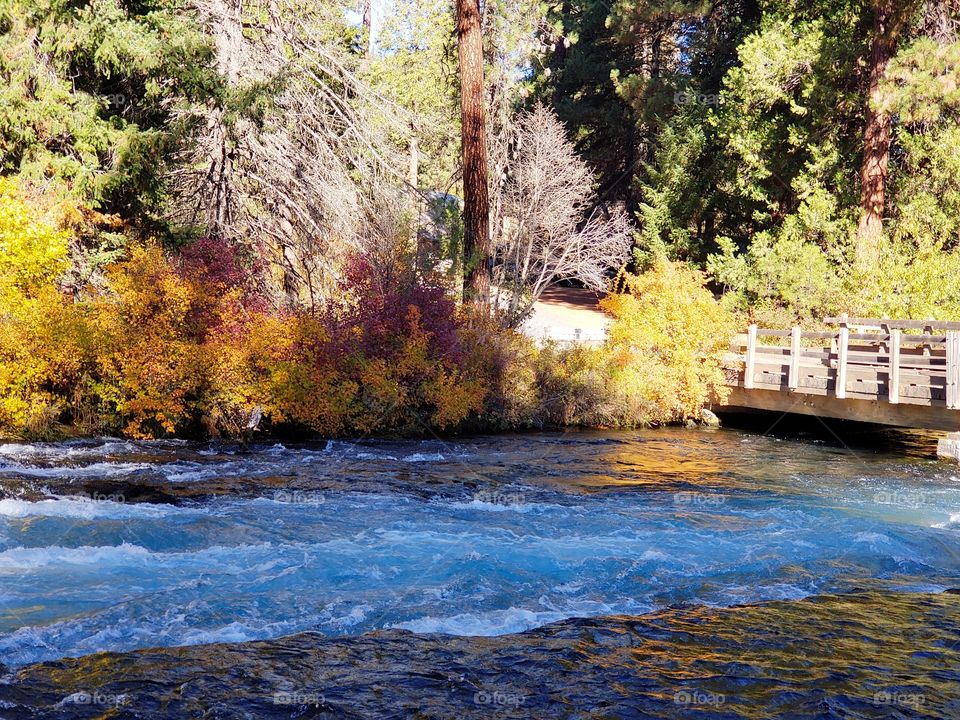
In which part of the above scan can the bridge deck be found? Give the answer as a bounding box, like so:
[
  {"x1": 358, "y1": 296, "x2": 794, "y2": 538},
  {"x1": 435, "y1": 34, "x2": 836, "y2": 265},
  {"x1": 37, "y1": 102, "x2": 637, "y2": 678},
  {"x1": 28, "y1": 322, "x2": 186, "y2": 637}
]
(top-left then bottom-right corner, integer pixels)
[{"x1": 720, "y1": 317, "x2": 960, "y2": 431}]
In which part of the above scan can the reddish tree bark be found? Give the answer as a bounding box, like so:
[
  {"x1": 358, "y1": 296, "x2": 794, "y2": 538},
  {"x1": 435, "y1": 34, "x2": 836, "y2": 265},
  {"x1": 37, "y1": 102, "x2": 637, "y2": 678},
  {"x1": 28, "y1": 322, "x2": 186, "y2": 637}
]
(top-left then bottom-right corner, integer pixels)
[
  {"x1": 856, "y1": 0, "x2": 913, "y2": 265},
  {"x1": 456, "y1": 0, "x2": 491, "y2": 306}
]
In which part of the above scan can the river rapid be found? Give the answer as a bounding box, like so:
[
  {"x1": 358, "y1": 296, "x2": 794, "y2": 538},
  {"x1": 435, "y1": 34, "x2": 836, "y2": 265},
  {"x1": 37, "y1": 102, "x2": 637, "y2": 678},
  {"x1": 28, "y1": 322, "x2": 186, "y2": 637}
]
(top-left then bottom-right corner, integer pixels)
[{"x1": 0, "y1": 428, "x2": 958, "y2": 718}]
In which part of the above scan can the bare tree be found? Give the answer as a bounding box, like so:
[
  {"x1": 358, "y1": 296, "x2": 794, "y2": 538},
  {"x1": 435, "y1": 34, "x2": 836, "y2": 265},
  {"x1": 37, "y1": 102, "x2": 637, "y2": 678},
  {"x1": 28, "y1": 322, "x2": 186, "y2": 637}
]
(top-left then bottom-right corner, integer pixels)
[
  {"x1": 167, "y1": 0, "x2": 409, "y2": 309},
  {"x1": 491, "y1": 105, "x2": 633, "y2": 326},
  {"x1": 456, "y1": 0, "x2": 492, "y2": 306},
  {"x1": 922, "y1": 0, "x2": 960, "y2": 41}
]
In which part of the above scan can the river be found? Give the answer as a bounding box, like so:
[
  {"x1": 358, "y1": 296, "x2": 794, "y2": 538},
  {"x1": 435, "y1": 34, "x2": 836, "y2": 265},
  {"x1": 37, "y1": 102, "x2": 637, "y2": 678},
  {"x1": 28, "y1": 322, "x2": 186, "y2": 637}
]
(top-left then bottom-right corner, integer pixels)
[{"x1": 0, "y1": 429, "x2": 958, "y2": 717}]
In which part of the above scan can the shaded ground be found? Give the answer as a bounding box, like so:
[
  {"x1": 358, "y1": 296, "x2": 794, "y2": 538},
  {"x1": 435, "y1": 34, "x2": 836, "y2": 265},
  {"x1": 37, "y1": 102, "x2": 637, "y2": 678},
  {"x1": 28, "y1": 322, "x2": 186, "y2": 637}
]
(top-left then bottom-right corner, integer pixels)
[{"x1": 2, "y1": 590, "x2": 960, "y2": 719}]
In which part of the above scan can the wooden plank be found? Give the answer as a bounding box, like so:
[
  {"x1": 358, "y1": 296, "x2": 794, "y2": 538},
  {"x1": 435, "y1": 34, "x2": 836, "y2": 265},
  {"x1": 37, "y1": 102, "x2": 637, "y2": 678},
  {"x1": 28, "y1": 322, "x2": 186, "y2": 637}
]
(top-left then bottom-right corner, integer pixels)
[
  {"x1": 836, "y1": 327, "x2": 849, "y2": 399},
  {"x1": 756, "y1": 330, "x2": 835, "y2": 340},
  {"x1": 903, "y1": 334, "x2": 948, "y2": 345},
  {"x1": 844, "y1": 333, "x2": 947, "y2": 344},
  {"x1": 788, "y1": 327, "x2": 801, "y2": 391},
  {"x1": 754, "y1": 347, "x2": 794, "y2": 358},
  {"x1": 745, "y1": 378, "x2": 944, "y2": 404},
  {"x1": 796, "y1": 375, "x2": 831, "y2": 391},
  {"x1": 744, "y1": 324, "x2": 757, "y2": 390},
  {"x1": 898, "y1": 346, "x2": 947, "y2": 357},
  {"x1": 889, "y1": 328, "x2": 900, "y2": 404}
]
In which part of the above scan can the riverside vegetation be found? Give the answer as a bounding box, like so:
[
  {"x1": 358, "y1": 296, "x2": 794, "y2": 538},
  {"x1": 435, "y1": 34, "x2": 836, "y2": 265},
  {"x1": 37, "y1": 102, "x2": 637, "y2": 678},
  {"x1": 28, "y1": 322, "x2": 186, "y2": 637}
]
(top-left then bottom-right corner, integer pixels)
[
  {"x1": 1, "y1": 0, "x2": 958, "y2": 439},
  {"x1": 0, "y1": 175, "x2": 734, "y2": 438}
]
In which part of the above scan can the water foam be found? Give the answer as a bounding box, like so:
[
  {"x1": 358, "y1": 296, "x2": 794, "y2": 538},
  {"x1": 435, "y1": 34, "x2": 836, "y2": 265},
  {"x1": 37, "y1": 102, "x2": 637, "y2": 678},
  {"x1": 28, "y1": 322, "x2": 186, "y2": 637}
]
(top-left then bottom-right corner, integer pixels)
[
  {"x1": 0, "y1": 497, "x2": 180, "y2": 520},
  {"x1": 392, "y1": 607, "x2": 569, "y2": 636}
]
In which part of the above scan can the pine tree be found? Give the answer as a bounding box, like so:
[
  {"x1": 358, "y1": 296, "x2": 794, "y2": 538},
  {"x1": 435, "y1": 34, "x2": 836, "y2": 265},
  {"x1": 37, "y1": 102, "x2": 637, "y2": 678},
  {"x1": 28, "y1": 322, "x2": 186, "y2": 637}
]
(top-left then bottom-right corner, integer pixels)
[{"x1": 456, "y1": 0, "x2": 491, "y2": 305}]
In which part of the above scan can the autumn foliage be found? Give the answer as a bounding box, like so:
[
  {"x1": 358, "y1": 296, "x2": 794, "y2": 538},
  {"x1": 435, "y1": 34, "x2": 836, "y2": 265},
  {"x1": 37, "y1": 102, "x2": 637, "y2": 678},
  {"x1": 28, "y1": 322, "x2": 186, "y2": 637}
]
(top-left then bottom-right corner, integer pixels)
[
  {"x1": 0, "y1": 180, "x2": 735, "y2": 439},
  {"x1": 0, "y1": 182, "x2": 490, "y2": 438},
  {"x1": 602, "y1": 261, "x2": 735, "y2": 423}
]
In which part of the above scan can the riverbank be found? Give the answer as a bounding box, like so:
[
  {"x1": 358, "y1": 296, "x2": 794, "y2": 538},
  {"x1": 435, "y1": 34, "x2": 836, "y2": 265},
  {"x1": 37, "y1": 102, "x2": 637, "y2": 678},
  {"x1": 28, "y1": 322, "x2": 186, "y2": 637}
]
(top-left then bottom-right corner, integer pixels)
[
  {"x1": 3, "y1": 589, "x2": 959, "y2": 719},
  {"x1": 0, "y1": 251, "x2": 734, "y2": 442}
]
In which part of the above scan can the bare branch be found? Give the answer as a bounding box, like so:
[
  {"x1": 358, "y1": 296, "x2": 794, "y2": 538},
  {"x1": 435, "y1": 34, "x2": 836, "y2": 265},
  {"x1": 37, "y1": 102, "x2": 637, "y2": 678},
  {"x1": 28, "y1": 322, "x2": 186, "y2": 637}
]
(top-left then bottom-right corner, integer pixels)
[{"x1": 491, "y1": 105, "x2": 634, "y2": 326}]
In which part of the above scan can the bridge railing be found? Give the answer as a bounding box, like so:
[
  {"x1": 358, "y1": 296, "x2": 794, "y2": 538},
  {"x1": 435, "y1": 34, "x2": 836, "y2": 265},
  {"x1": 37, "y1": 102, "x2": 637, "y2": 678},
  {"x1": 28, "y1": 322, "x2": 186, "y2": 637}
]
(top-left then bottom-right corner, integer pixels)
[{"x1": 732, "y1": 318, "x2": 960, "y2": 409}]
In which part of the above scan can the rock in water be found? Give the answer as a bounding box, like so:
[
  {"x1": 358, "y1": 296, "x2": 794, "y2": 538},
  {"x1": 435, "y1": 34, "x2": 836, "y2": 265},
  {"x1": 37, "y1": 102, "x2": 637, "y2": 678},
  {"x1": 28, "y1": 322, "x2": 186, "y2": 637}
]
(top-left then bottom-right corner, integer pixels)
[
  {"x1": 700, "y1": 408, "x2": 721, "y2": 427},
  {"x1": 938, "y1": 432, "x2": 960, "y2": 463}
]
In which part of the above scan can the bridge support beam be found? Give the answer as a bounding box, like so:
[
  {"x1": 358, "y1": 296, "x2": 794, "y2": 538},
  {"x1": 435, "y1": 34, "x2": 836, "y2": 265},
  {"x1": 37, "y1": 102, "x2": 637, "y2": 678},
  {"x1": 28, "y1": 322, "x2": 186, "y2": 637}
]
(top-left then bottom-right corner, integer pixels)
[
  {"x1": 938, "y1": 433, "x2": 960, "y2": 464},
  {"x1": 721, "y1": 386, "x2": 960, "y2": 431}
]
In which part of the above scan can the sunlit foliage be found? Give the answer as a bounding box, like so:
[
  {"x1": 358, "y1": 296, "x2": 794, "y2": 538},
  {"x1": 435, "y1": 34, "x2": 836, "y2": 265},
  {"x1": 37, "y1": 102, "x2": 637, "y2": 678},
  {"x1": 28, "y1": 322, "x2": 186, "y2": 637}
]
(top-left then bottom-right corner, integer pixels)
[
  {"x1": 0, "y1": 179, "x2": 70, "y2": 310},
  {"x1": 602, "y1": 261, "x2": 736, "y2": 422}
]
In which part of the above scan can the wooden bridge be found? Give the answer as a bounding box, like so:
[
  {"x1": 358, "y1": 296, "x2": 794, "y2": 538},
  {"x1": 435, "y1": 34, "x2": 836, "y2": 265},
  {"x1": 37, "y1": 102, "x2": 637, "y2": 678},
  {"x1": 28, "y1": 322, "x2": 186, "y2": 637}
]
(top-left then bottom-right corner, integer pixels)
[{"x1": 721, "y1": 317, "x2": 960, "y2": 437}]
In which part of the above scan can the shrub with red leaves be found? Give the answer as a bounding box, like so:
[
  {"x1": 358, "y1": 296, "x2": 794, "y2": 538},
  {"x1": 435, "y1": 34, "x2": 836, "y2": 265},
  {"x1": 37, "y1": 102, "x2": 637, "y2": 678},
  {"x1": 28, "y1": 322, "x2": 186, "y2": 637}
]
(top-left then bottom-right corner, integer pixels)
[{"x1": 330, "y1": 255, "x2": 465, "y2": 367}]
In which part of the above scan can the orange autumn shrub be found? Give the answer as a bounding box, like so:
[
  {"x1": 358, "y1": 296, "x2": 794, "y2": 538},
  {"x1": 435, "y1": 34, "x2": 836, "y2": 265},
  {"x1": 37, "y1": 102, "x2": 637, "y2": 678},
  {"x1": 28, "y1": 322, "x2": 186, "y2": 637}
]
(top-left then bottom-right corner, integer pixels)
[
  {"x1": 207, "y1": 311, "x2": 359, "y2": 437},
  {"x1": 90, "y1": 245, "x2": 214, "y2": 437}
]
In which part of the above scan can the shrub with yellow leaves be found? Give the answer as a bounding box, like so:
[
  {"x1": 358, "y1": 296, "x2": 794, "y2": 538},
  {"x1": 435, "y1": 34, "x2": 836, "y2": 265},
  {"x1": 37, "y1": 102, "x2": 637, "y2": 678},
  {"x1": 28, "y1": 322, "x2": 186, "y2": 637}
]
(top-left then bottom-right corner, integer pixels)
[
  {"x1": 0, "y1": 180, "x2": 82, "y2": 436},
  {"x1": 601, "y1": 261, "x2": 736, "y2": 424},
  {"x1": 0, "y1": 179, "x2": 70, "y2": 308}
]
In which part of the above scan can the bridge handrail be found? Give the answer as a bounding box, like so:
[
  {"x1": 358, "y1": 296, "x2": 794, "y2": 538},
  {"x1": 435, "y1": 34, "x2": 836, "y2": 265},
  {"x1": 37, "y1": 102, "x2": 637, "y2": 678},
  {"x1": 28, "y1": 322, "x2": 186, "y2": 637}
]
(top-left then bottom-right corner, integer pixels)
[
  {"x1": 734, "y1": 322, "x2": 960, "y2": 409},
  {"x1": 824, "y1": 316, "x2": 960, "y2": 331},
  {"x1": 740, "y1": 329, "x2": 949, "y2": 345}
]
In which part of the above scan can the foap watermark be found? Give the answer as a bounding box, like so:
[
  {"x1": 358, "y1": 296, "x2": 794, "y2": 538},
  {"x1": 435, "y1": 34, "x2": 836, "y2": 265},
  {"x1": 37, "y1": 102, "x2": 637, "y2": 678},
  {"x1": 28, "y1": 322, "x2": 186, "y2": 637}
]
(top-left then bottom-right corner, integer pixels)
[
  {"x1": 674, "y1": 690, "x2": 725, "y2": 707},
  {"x1": 674, "y1": 491, "x2": 725, "y2": 507},
  {"x1": 273, "y1": 690, "x2": 325, "y2": 706},
  {"x1": 873, "y1": 491, "x2": 930, "y2": 509},
  {"x1": 99, "y1": 93, "x2": 130, "y2": 112},
  {"x1": 473, "y1": 688, "x2": 527, "y2": 708},
  {"x1": 674, "y1": 91, "x2": 721, "y2": 107},
  {"x1": 59, "y1": 690, "x2": 128, "y2": 707},
  {"x1": 100, "y1": 93, "x2": 127, "y2": 110},
  {"x1": 273, "y1": 490, "x2": 325, "y2": 506},
  {"x1": 873, "y1": 691, "x2": 924, "y2": 709},
  {"x1": 76, "y1": 491, "x2": 126, "y2": 504},
  {"x1": 473, "y1": 490, "x2": 526, "y2": 507}
]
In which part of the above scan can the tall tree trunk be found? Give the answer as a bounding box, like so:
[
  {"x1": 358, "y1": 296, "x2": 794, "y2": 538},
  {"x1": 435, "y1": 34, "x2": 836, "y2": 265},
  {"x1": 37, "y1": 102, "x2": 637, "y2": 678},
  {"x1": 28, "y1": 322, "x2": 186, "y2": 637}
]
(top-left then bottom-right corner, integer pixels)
[
  {"x1": 361, "y1": 0, "x2": 372, "y2": 57},
  {"x1": 456, "y1": 0, "x2": 491, "y2": 306},
  {"x1": 856, "y1": 0, "x2": 911, "y2": 266}
]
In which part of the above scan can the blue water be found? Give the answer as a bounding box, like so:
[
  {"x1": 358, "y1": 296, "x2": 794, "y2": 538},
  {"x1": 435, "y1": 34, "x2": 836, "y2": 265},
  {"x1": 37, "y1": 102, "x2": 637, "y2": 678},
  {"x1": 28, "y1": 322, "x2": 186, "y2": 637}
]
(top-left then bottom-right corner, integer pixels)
[{"x1": 1, "y1": 430, "x2": 959, "y2": 668}]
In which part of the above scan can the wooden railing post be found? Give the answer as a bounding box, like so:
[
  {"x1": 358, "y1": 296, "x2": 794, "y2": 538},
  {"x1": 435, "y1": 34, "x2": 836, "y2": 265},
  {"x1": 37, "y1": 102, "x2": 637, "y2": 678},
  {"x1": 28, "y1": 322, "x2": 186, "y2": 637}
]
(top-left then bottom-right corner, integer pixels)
[
  {"x1": 744, "y1": 324, "x2": 757, "y2": 389},
  {"x1": 836, "y1": 326, "x2": 849, "y2": 399},
  {"x1": 889, "y1": 328, "x2": 900, "y2": 404},
  {"x1": 788, "y1": 326, "x2": 801, "y2": 391},
  {"x1": 948, "y1": 330, "x2": 959, "y2": 410}
]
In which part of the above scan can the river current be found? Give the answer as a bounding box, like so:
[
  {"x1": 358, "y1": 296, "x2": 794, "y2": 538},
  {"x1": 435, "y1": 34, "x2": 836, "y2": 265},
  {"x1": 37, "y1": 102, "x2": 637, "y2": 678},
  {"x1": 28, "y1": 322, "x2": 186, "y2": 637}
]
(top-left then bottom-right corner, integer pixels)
[{"x1": 0, "y1": 428, "x2": 958, "y2": 717}]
